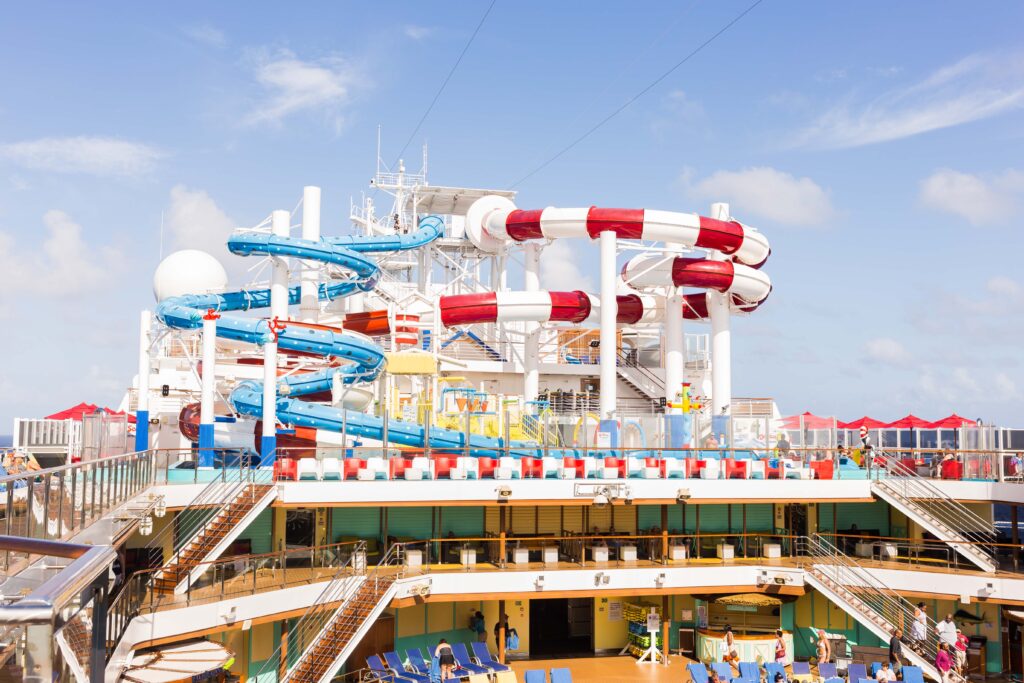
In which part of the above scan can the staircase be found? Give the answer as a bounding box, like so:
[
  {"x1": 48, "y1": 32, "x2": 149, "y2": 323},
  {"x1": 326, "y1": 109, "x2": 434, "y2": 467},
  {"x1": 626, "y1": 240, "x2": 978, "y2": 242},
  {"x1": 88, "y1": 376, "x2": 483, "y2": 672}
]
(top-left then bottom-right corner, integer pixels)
[
  {"x1": 615, "y1": 348, "x2": 664, "y2": 406},
  {"x1": 55, "y1": 613, "x2": 91, "y2": 682},
  {"x1": 260, "y1": 542, "x2": 405, "y2": 683},
  {"x1": 872, "y1": 457, "x2": 997, "y2": 573},
  {"x1": 797, "y1": 535, "x2": 960, "y2": 683},
  {"x1": 148, "y1": 465, "x2": 276, "y2": 595}
]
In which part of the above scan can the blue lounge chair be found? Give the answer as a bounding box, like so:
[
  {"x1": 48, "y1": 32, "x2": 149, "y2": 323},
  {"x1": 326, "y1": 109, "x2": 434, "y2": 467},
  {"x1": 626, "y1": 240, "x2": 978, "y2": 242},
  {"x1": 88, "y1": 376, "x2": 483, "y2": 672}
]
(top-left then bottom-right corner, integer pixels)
[
  {"x1": 859, "y1": 679, "x2": 875, "y2": 683},
  {"x1": 524, "y1": 671, "x2": 546, "y2": 683},
  {"x1": 471, "y1": 641, "x2": 511, "y2": 672},
  {"x1": 848, "y1": 663, "x2": 868, "y2": 682},
  {"x1": 712, "y1": 662, "x2": 735, "y2": 681},
  {"x1": 367, "y1": 655, "x2": 416, "y2": 683},
  {"x1": 384, "y1": 652, "x2": 429, "y2": 683},
  {"x1": 870, "y1": 662, "x2": 882, "y2": 676},
  {"x1": 687, "y1": 663, "x2": 709, "y2": 683},
  {"x1": 405, "y1": 649, "x2": 431, "y2": 674},
  {"x1": 450, "y1": 643, "x2": 490, "y2": 675},
  {"x1": 817, "y1": 663, "x2": 837, "y2": 679},
  {"x1": 901, "y1": 666, "x2": 925, "y2": 683},
  {"x1": 738, "y1": 662, "x2": 760, "y2": 683},
  {"x1": 823, "y1": 679, "x2": 843, "y2": 683},
  {"x1": 549, "y1": 669, "x2": 572, "y2": 683},
  {"x1": 764, "y1": 662, "x2": 787, "y2": 681},
  {"x1": 791, "y1": 662, "x2": 811, "y2": 678}
]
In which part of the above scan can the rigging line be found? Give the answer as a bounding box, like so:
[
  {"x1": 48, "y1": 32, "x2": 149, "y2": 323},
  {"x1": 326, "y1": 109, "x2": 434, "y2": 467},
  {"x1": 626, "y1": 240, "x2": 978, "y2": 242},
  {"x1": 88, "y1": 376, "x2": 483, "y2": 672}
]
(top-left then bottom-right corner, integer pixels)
[
  {"x1": 391, "y1": 0, "x2": 497, "y2": 167},
  {"x1": 510, "y1": 0, "x2": 766, "y2": 189}
]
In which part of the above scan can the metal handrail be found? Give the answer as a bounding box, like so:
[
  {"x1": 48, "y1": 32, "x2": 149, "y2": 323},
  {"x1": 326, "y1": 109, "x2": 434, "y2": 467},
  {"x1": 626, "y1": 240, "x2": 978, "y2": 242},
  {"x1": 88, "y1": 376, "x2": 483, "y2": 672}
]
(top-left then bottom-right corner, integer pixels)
[
  {"x1": 615, "y1": 346, "x2": 665, "y2": 395},
  {"x1": 875, "y1": 456, "x2": 996, "y2": 563}
]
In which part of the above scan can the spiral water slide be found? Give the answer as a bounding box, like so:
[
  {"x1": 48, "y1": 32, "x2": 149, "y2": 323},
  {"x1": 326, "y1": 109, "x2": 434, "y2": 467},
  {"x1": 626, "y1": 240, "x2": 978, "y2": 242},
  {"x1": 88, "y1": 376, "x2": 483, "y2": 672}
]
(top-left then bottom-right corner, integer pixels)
[
  {"x1": 440, "y1": 200, "x2": 772, "y2": 326},
  {"x1": 155, "y1": 216, "x2": 537, "y2": 458}
]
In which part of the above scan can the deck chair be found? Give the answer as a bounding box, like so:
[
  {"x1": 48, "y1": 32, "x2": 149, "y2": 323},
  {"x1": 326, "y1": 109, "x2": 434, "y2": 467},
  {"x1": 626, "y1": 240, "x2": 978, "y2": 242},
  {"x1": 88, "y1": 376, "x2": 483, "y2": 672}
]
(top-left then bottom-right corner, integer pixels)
[
  {"x1": 384, "y1": 652, "x2": 429, "y2": 683},
  {"x1": 367, "y1": 655, "x2": 416, "y2": 683},
  {"x1": 816, "y1": 663, "x2": 837, "y2": 679},
  {"x1": 450, "y1": 642, "x2": 491, "y2": 675},
  {"x1": 738, "y1": 662, "x2": 760, "y2": 683},
  {"x1": 524, "y1": 671, "x2": 546, "y2": 683},
  {"x1": 471, "y1": 641, "x2": 511, "y2": 672},
  {"x1": 847, "y1": 663, "x2": 867, "y2": 682},
  {"x1": 549, "y1": 669, "x2": 572, "y2": 683},
  {"x1": 870, "y1": 662, "x2": 882, "y2": 676},
  {"x1": 764, "y1": 662, "x2": 787, "y2": 681},
  {"x1": 901, "y1": 666, "x2": 925, "y2": 683},
  {"x1": 711, "y1": 662, "x2": 734, "y2": 681},
  {"x1": 790, "y1": 661, "x2": 812, "y2": 682},
  {"x1": 858, "y1": 679, "x2": 875, "y2": 683},
  {"x1": 823, "y1": 679, "x2": 844, "y2": 683},
  {"x1": 405, "y1": 649, "x2": 431, "y2": 673},
  {"x1": 687, "y1": 663, "x2": 710, "y2": 683}
]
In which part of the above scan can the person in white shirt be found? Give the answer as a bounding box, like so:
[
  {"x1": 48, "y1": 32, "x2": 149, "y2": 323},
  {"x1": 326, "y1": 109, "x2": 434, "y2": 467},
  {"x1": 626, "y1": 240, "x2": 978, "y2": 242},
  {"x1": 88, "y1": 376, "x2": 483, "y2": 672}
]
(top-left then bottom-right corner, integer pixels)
[
  {"x1": 936, "y1": 614, "x2": 957, "y2": 648},
  {"x1": 875, "y1": 662, "x2": 895, "y2": 682}
]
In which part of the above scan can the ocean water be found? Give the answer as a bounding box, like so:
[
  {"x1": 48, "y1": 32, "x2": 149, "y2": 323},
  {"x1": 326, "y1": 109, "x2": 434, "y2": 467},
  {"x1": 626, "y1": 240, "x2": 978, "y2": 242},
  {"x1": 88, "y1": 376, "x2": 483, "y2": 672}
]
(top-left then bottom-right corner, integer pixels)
[{"x1": 0, "y1": 435, "x2": 11, "y2": 448}]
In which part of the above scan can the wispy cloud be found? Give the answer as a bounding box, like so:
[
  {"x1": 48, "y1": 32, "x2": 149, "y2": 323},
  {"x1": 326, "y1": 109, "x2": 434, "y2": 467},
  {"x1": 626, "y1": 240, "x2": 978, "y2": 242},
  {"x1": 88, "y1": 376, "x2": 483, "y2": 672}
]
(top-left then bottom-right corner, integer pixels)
[
  {"x1": 791, "y1": 53, "x2": 1024, "y2": 148},
  {"x1": 244, "y1": 49, "x2": 364, "y2": 129},
  {"x1": 183, "y1": 23, "x2": 226, "y2": 48},
  {"x1": 919, "y1": 168, "x2": 1024, "y2": 226},
  {"x1": 863, "y1": 337, "x2": 910, "y2": 365},
  {"x1": 165, "y1": 185, "x2": 242, "y2": 268},
  {"x1": 0, "y1": 210, "x2": 122, "y2": 306},
  {"x1": 541, "y1": 240, "x2": 594, "y2": 291},
  {"x1": 681, "y1": 166, "x2": 835, "y2": 227},
  {"x1": 403, "y1": 25, "x2": 433, "y2": 40},
  {"x1": 0, "y1": 136, "x2": 163, "y2": 177}
]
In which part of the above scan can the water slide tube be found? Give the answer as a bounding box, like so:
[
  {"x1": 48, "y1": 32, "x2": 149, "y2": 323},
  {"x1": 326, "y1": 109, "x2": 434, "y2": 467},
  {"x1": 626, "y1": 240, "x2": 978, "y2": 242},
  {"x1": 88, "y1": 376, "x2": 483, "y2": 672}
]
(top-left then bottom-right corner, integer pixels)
[{"x1": 156, "y1": 216, "x2": 557, "y2": 458}]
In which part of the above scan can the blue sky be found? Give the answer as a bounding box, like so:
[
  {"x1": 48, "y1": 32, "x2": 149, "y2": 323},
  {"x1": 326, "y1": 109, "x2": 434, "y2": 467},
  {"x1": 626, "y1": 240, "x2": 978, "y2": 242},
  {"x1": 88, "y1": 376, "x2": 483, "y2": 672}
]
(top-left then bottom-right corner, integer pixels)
[{"x1": 1, "y1": 1, "x2": 1023, "y2": 428}]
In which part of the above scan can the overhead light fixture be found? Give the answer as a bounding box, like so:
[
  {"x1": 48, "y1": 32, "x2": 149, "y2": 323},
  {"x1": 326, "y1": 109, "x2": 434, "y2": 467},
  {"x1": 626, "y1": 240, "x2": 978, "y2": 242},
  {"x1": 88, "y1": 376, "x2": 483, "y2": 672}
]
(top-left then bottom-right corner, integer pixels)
[
  {"x1": 535, "y1": 575, "x2": 545, "y2": 590},
  {"x1": 756, "y1": 570, "x2": 768, "y2": 587},
  {"x1": 574, "y1": 483, "x2": 629, "y2": 507},
  {"x1": 623, "y1": 486, "x2": 633, "y2": 505},
  {"x1": 656, "y1": 573, "x2": 666, "y2": 588},
  {"x1": 593, "y1": 490, "x2": 610, "y2": 507},
  {"x1": 773, "y1": 576, "x2": 787, "y2": 585},
  {"x1": 139, "y1": 516, "x2": 153, "y2": 536},
  {"x1": 152, "y1": 495, "x2": 166, "y2": 518},
  {"x1": 496, "y1": 486, "x2": 512, "y2": 503}
]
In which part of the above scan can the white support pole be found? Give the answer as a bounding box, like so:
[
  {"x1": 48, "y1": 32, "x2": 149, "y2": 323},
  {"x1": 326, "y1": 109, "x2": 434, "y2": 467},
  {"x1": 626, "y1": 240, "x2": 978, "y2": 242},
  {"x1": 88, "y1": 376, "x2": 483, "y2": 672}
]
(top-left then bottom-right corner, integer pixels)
[
  {"x1": 599, "y1": 229, "x2": 618, "y2": 421},
  {"x1": 199, "y1": 311, "x2": 218, "y2": 466},
  {"x1": 709, "y1": 202, "x2": 732, "y2": 419},
  {"x1": 523, "y1": 242, "x2": 541, "y2": 404},
  {"x1": 135, "y1": 310, "x2": 152, "y2": 452},
  {"x1": 300, "y1": 186, "x2": 321, "y2": 323},
  {"x1": 665, "y1": 288, "x2": 684, "y2": 414},
  {"x1": 262, "y1": 210, "x2": 291, "y2": 462}
]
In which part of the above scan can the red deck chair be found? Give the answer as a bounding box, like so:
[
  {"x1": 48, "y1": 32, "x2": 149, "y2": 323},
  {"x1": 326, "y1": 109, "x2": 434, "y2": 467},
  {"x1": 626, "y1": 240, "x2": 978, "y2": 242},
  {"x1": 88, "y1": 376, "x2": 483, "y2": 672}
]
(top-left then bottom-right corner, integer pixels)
[
  {"x1": 563, "y1": 457, "x2": 585, "y2": 478},
  {"x1": 477, "y1": 457, "x2": 497, "y2": 479},
  {"x1": 724, "y1": 459, "x2": 748, "y2": 479},
  {"x1": 521, "y1": 456, "x2": 543, "y2": 479},
  {"x1": 603, "y1": 457, "x2": 627, "y2": 478},
  {"x1": 343, "y1": 458, "x2": 364, "y2": 480},
  {"x1": 809, "y1": 460, "x2": 833, "y2": 480},
  {"x1": 274, "y1": 458, "x2": 297, "y2": 481},
  {"x1": 390, "y1": 457, "x2": 410, "y2": 479},
  {"x1": 764, "y1": 459, "x2": 783, "y2": 479},
  {"x1": 941, "y1": 460, "x2": 963, "y2": 480}
]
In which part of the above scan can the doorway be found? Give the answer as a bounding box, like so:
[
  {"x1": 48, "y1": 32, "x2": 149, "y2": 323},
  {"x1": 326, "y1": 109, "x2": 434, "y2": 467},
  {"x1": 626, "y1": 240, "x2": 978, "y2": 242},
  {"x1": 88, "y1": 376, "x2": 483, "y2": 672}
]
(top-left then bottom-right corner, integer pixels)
[
  {"x1": 784, "y1": 504, "x2": 808, "y2": 538},
  {"x1": 529, "y1": 598, "x2": 593, "y2": 657},
  {"x1": 286, "y1": 510, "x2": 315, "y2": 549}
]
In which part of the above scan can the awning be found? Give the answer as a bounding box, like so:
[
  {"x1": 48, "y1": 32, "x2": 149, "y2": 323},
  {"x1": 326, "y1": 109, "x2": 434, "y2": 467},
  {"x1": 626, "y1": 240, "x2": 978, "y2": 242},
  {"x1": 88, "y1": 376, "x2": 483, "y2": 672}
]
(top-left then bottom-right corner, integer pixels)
[
  {"x1": 46, "y1": 402, "x2": 136, "y2": 424},
  {"x1": 925, "y1": 414, "x2": 978, "y2": 429},
  {"x1": 780, "y1": 412, "x2": 836, "y2": 430},
  {"x1": 837, "y1": 416, "x2": 887, "y2": 430},
  {"x1": 885, "y1": 414, "x2": 931, "y2": 429},
  {"x1": 715, "y1": 593, "x2": 783, "y2": 607}
]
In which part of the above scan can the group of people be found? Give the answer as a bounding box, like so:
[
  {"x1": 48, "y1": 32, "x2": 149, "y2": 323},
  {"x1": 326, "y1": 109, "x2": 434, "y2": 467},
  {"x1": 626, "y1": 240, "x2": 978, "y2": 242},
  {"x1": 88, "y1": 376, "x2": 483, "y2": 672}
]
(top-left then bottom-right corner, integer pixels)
[
  {"x1": 0, "y1": 449, "x2": 41, "y2": 476},
  {"x1": 891, "y1": 605, "x2": 970, "y2": 682},
  {"x1": 433, "y1": 613, "x2": 517, "y2": 681}
]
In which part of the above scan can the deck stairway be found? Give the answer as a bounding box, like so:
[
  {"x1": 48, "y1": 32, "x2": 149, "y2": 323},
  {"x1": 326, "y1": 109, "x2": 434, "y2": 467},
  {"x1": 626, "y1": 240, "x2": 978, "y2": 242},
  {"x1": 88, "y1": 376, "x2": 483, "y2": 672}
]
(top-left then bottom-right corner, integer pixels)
[
  {"x1": 615, "y1": 348, "x2": 664, "y2": 406},
  {"x1": 149, "y1": 466, "x2": 276, "y2": 595},
  {"x1": 55, "y1": 613, "x2": 91, "y2": 682},
  {"x1": 872, "y1": 458, "x2": 997, "y2": 573},
  {"x1": 797, "y1": 535, "x2": 962, "y2": 683},
  {"x1": 260, "y1": 542, "x2": 405, "y2": 683}
]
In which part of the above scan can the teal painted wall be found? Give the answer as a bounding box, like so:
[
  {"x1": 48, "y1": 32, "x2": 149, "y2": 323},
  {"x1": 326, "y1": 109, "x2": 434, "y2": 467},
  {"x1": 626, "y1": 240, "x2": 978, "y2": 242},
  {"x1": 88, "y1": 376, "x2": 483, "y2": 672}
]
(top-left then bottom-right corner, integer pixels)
[
  {"x1": 332, "y1": 507, "x2": 381, "y2": 541},
  {"x1": 236, "y1": 508, "x2": 273, "y2": 554},
  {"x1": 440, "y1": 507, "x2": 484, "y2": 536},
  {"x1": 389, "y1": 507, "x2": 434, "y2": 539}
]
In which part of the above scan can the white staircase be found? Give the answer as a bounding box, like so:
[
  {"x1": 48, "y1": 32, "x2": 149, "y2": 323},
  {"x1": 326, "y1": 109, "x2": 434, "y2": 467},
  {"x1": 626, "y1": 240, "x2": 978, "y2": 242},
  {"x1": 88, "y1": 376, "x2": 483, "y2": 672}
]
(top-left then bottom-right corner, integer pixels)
[
  {"x1": 798, "y1": 535, "x2": 962, "y2": 683},
  {"x1": 615, "y1": 348, "x2": 664, "y2": 404},
  {"x1": 873, "y1": 458, "x2": 997, "y2": 573}
]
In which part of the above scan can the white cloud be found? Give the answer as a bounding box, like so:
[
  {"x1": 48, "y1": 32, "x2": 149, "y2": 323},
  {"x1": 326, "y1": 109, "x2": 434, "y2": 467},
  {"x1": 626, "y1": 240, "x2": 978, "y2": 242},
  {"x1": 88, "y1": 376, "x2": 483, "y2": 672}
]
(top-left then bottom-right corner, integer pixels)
[
  {"x1": 863, "y1": 337, "x2": 909, "y2": 365},
  {"x1": 183, "y1": 24, "x2": 226, "y2": 48},
  {"x1": 917, "y1": 367, "x2": 1020, "y2": 404},
  {"x1": 987, "y1": 276, "x2": 1023, "y2": 299},
  {"x1": 165, "y1": 185, "x2": 237, "y2": 263},
  {"x1": 403, "y1": 25, "x2": 433, "y2": 40},
  {"x1": 0, "y1": 210, "x2": 122, "y2": 305},
  {"x1": 919, "y1": 168, "x2": 1024, "y2": 226},
  {"x1": 792, "y1": 53, "x2": 1024, "y2": 148},
  {"x1": 681, "y1": 166, "x2": 835, "y2": 227},
  {"x1": 244, "y1": 49, "x2": 362, "y2": 128},
  {"x1": 541, "y1": 240, "x2": 594, "y2": 292},
  {"x1": 0, "y1": 136, "x2": 163, "y2": 177}
]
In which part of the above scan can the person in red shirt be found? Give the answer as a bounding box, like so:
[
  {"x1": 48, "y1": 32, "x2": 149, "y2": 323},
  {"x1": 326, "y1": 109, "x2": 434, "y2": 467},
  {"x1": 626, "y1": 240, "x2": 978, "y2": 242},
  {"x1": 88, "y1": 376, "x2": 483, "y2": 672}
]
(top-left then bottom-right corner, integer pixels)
[{"x1": 954, "y1": 629, "x2": 969, "y2": 675}]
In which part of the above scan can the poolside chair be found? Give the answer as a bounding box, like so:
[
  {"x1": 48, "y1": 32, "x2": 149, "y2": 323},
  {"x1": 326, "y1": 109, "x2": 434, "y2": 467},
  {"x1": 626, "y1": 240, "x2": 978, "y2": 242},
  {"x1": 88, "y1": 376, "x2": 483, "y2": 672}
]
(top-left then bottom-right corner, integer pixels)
[
  {"x1": 549, "y1": 669, "x2": 572, "y2": 683},
  {"x1": 320, "y1": 457, "x2": 342, "y2": 480},
  {"x1": 405, "y1": 649, "x2": 430, "y2": 673},
  {"x1": 822, "y1": 679, "x2": 843, "y2": 683},
  {"x1": 901, "y1": 666, "x2": 925, "y2": 683},
  {"x1": 816, "y1": 662, "x2": 837, "y2": 679},
  {"x1": 384, "y1": 652, "x2": 429, "y2": 683},
  {"x1": 524, "y1": 671, "x2": 546, "y2": 683},
  {"x1": 297, "y1": 457, "x2": 320, "y2": 480},
  {"x1": 686, "y1": 663, "x2": 710, "y2": 683},
  {"x1": 790, "y1": 661, "x2": 811, "y2": 677},
  {"x1": 711, "y1": 662, "x2": 734, "y2": 681},
  {"x1": 764, "y1": 662, "x2": 787, "y2": 681},
  {"x1": 858, "y1": 679, "x2": 875, "y2": 683},
  {"x1": 450, "y1": 643, "x2": 490, "y2": 675},
  {"x1": 870, "y1": 662, "x2": 882, "y2": 676},
  {"x1": 847, "y1": 663, "x2": 868, "y2": 682},
  {"x1": 470, "y1": 641, "x2": 511, "y2": 672},
  {"x1": 367, "y1": 655, "x2": 416, "y2": 683},
  {"x1": 737, "y1": 662, "x2": 760, "y2": 683}
]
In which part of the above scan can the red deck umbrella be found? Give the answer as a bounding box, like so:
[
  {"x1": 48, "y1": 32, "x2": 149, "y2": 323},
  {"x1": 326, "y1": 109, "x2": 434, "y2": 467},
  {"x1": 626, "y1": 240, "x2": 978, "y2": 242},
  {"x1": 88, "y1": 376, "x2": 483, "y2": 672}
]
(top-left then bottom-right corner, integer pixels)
[
  {"x1": 925, "y1": 413, "x2": 977, "y2": 429},
  {"x1": 46, "y1": 402, "x2": 136, "y2": 423},
  {"x1": 837, "y1": 416, "x2": 887, "y2": 430},
  {"x1": 780, "y1": 412, "x2": 836, "y2": 430},
  {"x1": 884, "y1": 414, "x2": 930, "y2": 429}
]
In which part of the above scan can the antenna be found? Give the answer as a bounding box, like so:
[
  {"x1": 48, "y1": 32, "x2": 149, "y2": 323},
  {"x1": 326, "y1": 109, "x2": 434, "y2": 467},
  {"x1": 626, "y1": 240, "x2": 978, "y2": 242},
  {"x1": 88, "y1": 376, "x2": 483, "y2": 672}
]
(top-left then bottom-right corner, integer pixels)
[
  {"x1": 376, "y1": 125, "x2": 383, "y2": 175},
  {"x1": 159, "y1": 210, "x2": 164, "y2": 260},
  {"x1": 422, "y1": 142, "x2": 428, "y2": 179}
]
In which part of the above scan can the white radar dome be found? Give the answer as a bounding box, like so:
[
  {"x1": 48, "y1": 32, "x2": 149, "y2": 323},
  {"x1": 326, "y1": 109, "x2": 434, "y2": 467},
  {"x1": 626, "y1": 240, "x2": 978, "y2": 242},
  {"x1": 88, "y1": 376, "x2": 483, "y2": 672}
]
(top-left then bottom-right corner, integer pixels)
[{"x1": 153, "y1": 250, "x2": 229, "y2": 301}]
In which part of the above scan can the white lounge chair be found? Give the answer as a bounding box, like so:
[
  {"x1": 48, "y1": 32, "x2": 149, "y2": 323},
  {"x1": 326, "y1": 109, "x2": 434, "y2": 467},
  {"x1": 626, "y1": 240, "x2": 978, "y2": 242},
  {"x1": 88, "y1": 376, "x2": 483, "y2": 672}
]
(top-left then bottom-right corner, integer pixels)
[
  {"x1": 320, "y1": 457, "x2": 342, "y2": 481},
  {"x1": 297, "y1": 458, "x2": 320, "y2": 481}
]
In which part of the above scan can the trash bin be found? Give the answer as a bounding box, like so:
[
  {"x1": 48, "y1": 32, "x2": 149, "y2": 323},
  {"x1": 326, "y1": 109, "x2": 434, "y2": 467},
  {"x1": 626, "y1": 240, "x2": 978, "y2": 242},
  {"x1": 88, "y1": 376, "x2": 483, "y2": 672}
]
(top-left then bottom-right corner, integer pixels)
[
  {"x1": 967, "y1": 635, "x2": 987, "y2": 681},
  {"x1": 828, "y1": 635, "x2": 851, "y2": 671}
]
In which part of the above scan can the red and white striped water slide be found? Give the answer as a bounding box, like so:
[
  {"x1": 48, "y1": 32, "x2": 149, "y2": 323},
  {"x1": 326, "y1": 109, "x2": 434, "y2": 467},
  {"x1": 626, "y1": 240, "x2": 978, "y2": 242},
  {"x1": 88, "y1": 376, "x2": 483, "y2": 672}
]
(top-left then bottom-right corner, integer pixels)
[{"x1": 443, "y1": 196, "x2": 773, "y2": 421}]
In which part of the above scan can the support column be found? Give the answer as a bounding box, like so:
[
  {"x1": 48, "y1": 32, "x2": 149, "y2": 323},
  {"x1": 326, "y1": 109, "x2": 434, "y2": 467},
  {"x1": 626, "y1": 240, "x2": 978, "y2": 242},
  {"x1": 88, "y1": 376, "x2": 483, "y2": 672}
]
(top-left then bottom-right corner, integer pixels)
[
  {"x1": 262, "y1": 210, "x2": 290, "y2": 464},
  {"x1": 665, "y1": 286, "x2": 689, "y2": 448},
  {"x1": 199, "y1": 310, "x2": 219, "y2": 466},
  {"x1": 708, "y1": 202, "x2": 732, "y2": 441},
  {"x1": 598, "y1": 230, "x2": 619, "y2": 443},
  {"x1": 135, "y1": 310, "x2": 151, "y2": 452},
  {"x1": 300, "y1": 186, "x2": 321, "y2": 323},
  {"x1": 523, "y1": 242, "x2": 541, "y2": 403},
  {"x1": 498, "y1": 599, "x2": 507, "y2": 664}
]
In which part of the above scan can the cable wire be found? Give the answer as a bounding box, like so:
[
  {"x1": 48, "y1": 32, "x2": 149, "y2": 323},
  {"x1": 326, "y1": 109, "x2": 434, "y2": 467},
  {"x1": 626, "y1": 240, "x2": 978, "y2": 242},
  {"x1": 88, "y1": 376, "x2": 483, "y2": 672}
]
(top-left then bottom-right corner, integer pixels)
[
  {"x1": 510, "y1": 0, "x2": 766, "y2": 188},
  {"x1": 392, "y1": 0, "x2": 498, "y2": 167}
]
